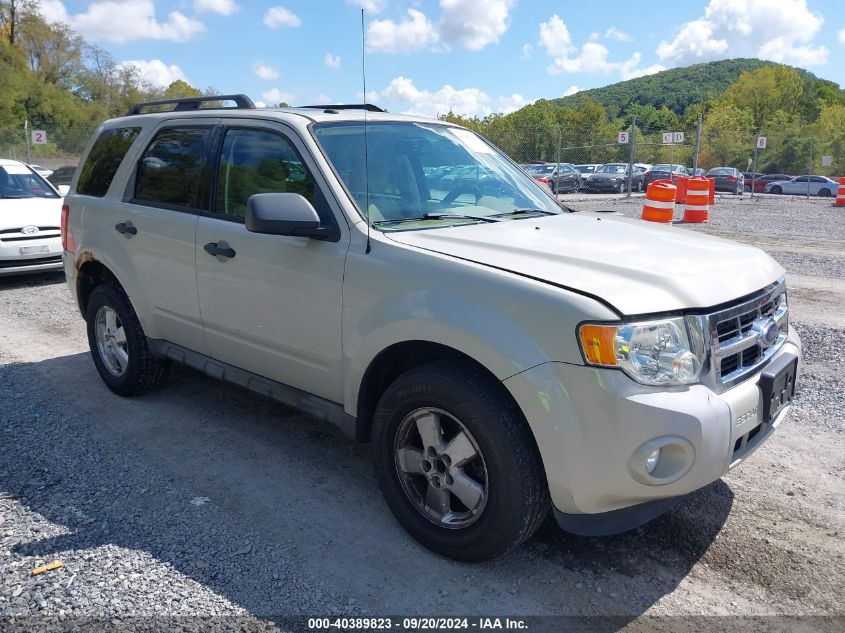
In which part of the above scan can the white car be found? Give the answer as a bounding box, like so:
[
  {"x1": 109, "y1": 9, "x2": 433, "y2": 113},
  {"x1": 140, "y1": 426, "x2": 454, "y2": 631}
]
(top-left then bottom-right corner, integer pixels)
[
  {"x1": 764, "y1": 175, "x2": 838, "y2": 197},
  {"x1": 0, "y1": 159, "x2": 65, "y2": 275},
  {"x1": 63, "y1": 96, "x2": 801, "y2": 561}
]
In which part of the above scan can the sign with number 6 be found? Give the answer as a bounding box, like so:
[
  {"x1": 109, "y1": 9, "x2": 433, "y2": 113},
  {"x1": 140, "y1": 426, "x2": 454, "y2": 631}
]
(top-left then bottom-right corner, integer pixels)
[
  {"x1": 32, "y1": 130, "x2": 47, "y2": 145},
  {"x1": 757, "y1": 136, "x2": 767, "y2": 149}
]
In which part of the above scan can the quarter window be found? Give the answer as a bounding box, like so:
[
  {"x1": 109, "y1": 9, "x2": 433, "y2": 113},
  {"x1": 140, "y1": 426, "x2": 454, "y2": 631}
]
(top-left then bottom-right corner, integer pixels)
[
  {"x1": 215, "y1": 128, "x2": 316, "y2": 218},
  {"x1": 77, "y1": 126, "x2": 141, "y2": 197},
  {"x1": 134, "y1": 127, "x2": 211, "y2": 209}
]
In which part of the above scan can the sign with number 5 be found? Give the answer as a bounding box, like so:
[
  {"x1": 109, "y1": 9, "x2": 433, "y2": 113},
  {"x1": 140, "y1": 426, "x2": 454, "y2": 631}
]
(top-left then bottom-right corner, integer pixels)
[{"x1": 32, "y1": 130, "x2": 47, "y2": 145}]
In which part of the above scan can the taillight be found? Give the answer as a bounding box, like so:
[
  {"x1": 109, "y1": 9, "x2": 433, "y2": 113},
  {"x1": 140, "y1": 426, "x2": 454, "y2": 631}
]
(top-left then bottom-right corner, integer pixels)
[
  {"x1": 61, "y1": 203, "x2": 75, "y2": 252},
  {"x1": 726, "y1": 175, "x2": 737, "y2": 181},
  {"x1": 536, "y1": 177, "x2": 549, "y2": 184}
]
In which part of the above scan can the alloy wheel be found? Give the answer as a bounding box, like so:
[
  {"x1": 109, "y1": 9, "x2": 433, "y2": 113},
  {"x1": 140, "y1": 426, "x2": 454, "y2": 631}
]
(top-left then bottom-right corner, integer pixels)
[
  {"x1": 94, "y1": 305, "x2": 129, "y2": 377},
  {"x1": 394, "y1": 407, "x2": 489, "y2": 529}
]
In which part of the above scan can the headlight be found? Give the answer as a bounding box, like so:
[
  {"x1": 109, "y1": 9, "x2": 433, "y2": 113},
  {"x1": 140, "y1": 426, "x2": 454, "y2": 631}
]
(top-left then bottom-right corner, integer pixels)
[{"x1": 578, "y1": 317, "x2": 702, "y2": 386}]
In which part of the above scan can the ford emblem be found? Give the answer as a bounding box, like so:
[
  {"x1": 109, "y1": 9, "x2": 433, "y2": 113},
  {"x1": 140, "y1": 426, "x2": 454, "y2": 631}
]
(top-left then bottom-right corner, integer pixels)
[
  {"x1": 756, "y1": 318, "x2": 780, "y2": 348},
  {"x1": 21, "y1": 225, "x2": 39, "y2": 235}
]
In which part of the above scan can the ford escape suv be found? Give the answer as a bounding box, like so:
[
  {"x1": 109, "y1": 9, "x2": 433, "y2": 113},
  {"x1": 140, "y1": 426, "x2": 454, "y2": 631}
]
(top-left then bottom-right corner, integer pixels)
[{"x1": 62, "y1": 95, "x2": 801, "y2": 561}]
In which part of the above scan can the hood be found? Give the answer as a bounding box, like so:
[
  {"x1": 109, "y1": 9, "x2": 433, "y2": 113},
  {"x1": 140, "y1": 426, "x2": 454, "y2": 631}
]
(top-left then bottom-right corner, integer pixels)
[
  {"x1": 0, "y1": 197, "x2": 63, "y2": 231},
  {"x1": 385, "y1": 213, "x2": 783, "y2": 316}
]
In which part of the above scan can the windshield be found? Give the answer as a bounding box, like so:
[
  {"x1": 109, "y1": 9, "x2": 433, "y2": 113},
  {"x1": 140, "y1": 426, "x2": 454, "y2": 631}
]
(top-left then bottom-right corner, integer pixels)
[
  {"x1": 707, "y1": 168, "x2": 734, "y2": 176},
  {"x1": 576, "y1": 165, "x2": 595, "y2": 173},
  {"x1": 0, "y1": 165, "x2": 59, "y2": 199},
  {"x1": 312, "y1": 122, "x2": 562, "y2": 229},
  {"x1": 596, "y1": 164, "x2": 626, "y2": 174},
  {"x1": 651, "y1": 164, "x2": 681, "y2": 172},
  {"x1": 522, "y1": 164, "x2": 554, "y2": 175}
]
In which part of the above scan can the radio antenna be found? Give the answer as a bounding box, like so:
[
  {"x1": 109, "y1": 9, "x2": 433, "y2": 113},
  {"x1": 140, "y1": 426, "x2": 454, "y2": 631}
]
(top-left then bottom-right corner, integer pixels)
[{"x1": 362, "y1": 9, "x2": 372, "y2": 254}]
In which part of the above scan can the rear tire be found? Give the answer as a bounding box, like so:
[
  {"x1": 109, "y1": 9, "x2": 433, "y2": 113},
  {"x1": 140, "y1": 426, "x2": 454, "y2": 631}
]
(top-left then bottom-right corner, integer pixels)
[
  {"x1": 86, "y1": 282, "x2": 170, "y2": 396},
  {"x1": 819, "y1": 188, "x2": 831, "y2": 198},
  {"x1": 372, "y1": 360, "x2": 550, "y2": 562}
]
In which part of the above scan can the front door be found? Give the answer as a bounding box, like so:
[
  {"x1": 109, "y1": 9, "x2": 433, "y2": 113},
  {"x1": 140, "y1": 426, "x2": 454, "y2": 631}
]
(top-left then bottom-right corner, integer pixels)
[{"x1": 195, "y1": 121, "x2": 349, "y2": 402}]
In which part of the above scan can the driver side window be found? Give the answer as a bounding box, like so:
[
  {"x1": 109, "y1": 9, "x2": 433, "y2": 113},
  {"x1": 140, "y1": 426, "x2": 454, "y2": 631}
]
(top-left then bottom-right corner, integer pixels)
[{"x1": 215, "y1": 128, "x2": 316, "y2": 218}]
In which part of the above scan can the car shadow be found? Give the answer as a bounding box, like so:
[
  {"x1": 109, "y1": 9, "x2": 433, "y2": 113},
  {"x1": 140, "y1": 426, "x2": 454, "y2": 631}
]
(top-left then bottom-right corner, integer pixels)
[
  {"x1": 0, "y1": 271, "x2": 66, "y2": 290},
  {"x1": 1, "y1": 350, "x2": 732, "y2": 625}
]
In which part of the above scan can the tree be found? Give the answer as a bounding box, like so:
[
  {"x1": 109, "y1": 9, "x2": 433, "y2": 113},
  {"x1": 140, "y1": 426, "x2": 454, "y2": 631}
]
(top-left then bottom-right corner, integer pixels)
[
  {"x1": 726, "y1": 65, "x2": 804, "y2": 131},
  {"x1": 163, "y1": 79, "x2": 201, "y2": 99},
  {"x1": 0, "y1": 0, "x2": 37, "y2": 46},
  {"x1": 17, "y1": 14, "x2": 83, "y2": 85}
]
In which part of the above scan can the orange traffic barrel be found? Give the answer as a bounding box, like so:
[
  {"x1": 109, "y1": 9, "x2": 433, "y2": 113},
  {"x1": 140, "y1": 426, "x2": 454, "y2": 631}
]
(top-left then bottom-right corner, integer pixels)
[
  {"x1": 836, "y1": 177, "x2": 845, "y2": 207},
  {"x1": 707, "y1": 177, "x2": 715, "y2": 205},
  {"x1": 683, "y1": 177, "x2": 710, "y2": 223},
  {"x1": 642, "y1": 180, "x2": 677, "y2": 223},
  {"x1": 674, "y1": 175, "x2": 689, "y2": 204}
]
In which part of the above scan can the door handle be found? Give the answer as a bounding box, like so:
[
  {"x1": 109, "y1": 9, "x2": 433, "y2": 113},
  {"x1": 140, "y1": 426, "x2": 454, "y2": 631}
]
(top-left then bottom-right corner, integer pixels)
[
  {"x1": 204, "y1": 241, "x2": 236, "y2": 259},
  {"x1": 115, "y1": 222, "x2": 137, "y2": 236}
]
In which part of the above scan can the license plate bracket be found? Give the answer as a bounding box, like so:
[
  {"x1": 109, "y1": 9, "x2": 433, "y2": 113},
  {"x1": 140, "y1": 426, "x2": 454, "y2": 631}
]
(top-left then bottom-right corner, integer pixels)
[
  {"x1": 19, "y1": 244, "x2": 50, "y2": 255},
  {"x1": 760, "y1": 353, "x2": 798, "y2": 424}
]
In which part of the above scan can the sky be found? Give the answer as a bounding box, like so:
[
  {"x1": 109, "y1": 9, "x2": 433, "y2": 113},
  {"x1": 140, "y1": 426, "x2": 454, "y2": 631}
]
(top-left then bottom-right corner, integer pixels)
[{"x1": 38, "y1": 0, "x2": 845, "y2": 118}]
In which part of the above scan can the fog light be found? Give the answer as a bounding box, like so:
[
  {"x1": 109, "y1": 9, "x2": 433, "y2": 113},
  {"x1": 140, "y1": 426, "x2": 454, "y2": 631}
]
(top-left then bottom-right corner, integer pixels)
[{"x1": 645, "y1": 448, "x2": 661, "y2": 474}]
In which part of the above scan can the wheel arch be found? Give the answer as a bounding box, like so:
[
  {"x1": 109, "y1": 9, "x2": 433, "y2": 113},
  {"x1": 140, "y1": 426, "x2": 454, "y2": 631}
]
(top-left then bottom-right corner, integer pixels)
[
  {"x1": 76, "y1": 257, "x2": 122, "y2": 318},
  {"x1": 355, "y1": 340, "x2": 530, "y2": 445}
]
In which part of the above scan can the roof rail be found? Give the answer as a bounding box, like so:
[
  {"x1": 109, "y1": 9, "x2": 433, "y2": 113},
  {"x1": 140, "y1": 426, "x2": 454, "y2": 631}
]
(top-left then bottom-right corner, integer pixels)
[
  {"x1": 299, "y1": 103, "x2": 385, "y2": 113},
  {"x1": 125, "y1": 94, "x2": 256, "y2": 116}
]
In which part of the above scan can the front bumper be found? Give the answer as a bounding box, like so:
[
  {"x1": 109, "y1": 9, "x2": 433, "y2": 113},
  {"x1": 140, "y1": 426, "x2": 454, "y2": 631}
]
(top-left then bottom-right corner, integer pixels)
[
  {"x1": 0, "y1": 238, "x2": 64, "y2": 276},
  {"x1": 503, "y1": 325, "x2": 801, "y2": 529}
]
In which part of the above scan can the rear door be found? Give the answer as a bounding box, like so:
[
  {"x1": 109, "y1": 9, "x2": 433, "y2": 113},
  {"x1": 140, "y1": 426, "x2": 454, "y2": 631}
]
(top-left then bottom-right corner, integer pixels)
[
  {"x1": 118, "y1": 120, "x2": 218, "y2": 353},
  {"x1": 194, "y1": 120, "x2": 349, "y2": 402}
]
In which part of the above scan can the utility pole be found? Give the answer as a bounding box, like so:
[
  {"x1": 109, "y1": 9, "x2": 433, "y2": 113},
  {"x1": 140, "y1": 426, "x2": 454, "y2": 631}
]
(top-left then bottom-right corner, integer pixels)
[
  {"x1": 24, "y1": 120, "x2": 31, "y2": 164},
  {"x1": 556, "y1": 124, "x2": 561, "y2": 168},
  {"x1": 692, "y1": 112, "x2": 702, "y2": 173},
  {"x1": 807, "y1": 141, "x2": 813, "y2": 199},
  {"x1": 626, "y1": 116, "x2": 636, "y2": 198}
]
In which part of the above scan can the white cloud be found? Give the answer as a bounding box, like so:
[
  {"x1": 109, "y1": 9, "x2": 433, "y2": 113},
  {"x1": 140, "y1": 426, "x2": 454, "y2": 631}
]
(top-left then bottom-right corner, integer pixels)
[
  {"x1": 252, "y1": 62, "x2": 279, "y2": 80},
  {"x1": 539, "y1": 15, "x2": 664, "y2": 79},
  {"x1": 262, "y1": 88, "x2": 295, "y2": 105},
  {"x1": 254, "y1": 100, "x2": 268, "y2": 108},
  {"x1": 521, "y1": 44, "x2": 533, "y2": 60},
  {"x1": 563, "y1": 85, "x2": 580, "y2": 97},
  {"x1": 367, "y1": 9, "x2": 436, "y2": 53},
  {"x1": 604, "y1": 27, "x2": 633, "y2": 42},
  {"x1": 347, "y1": 0, "x2": 387, "y2": 13},
  {"x1": 438, "y1": 0, "x2": 514, "y2": 51},
  {"x1": 39, "y1": 0, "x2": 203, "y2": 42},
  {"x1": 117, "y1": 59, "x2": 188, "y2": 89},
  {"x1": 379, "y1": 76, "x2": 527, "y2": 118},
  {"x1": 839, "y1": 29, "x2": 845, "y2": 44},
  {"x1": 657, "y1": 0, "x2": 828, "y2": 66},
  {"x1": 193, "y1": 0, "x2": 237, "y2": 16},
  {"x1": 497, "y1": 93, "x2": 529, "y2": 114},
  {"x1": 263, "y1": 6, "x2": 301, "y2": 29},
  {"x1": 324, "y1": 53, "x2": 341, "y2": 69}
]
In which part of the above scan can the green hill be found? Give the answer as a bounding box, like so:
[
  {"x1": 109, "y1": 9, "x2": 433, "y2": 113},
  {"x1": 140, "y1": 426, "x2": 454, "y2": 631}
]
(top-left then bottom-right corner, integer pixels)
[{"x1": 552, "y1": 59, "x2": 826, "y2": 117}]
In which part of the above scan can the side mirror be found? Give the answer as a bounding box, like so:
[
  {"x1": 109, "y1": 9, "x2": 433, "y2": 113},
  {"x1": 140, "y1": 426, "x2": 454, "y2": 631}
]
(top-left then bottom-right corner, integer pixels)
[
  {"x1": 57, "y1": 185, "x2": 70, "y2": 196},
  {"x1": 246, "y1": 193, "x2": 331, "y2": 240}
]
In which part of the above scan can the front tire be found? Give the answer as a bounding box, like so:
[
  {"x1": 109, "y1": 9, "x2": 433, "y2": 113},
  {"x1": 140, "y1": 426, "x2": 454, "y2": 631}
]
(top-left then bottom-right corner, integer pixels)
[
  {"x1": 372, "y1": 361, "x2": 549, "y2": 561},
  {"x1": 771, "y1": 185, "x2": 783, "y2": 195},
  {"x1": 86, "y1": 282, "x2": 170, "y2": 396}
]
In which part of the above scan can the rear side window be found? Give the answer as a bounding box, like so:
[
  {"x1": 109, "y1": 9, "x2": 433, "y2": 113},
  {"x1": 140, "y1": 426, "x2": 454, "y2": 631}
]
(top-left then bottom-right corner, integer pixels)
[
  {"x1": 77, "y1": 126, "x2": 141, "y2": 197},
  {"x1": 134, "y1": 127, "x2": 211, "y2": 209}
]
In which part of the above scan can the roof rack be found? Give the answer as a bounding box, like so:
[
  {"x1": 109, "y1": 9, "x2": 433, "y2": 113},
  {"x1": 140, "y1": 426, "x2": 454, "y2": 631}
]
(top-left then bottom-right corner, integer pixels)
[
  {"x1": 299, "y1": 104, "x2": 385, "y2": 113},
  {"x1": 125, "y1": 94, "x2": 256, "y2": 116}
]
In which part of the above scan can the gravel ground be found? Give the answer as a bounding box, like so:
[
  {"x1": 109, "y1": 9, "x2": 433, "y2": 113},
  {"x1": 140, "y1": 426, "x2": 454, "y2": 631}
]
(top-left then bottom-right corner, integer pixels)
[{"x1": 1, "y1": 194, "x2": 844, "y2": 631}]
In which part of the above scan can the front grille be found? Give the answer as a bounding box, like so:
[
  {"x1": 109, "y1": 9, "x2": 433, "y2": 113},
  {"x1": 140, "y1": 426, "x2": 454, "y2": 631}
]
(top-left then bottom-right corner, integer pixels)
[
  {"x1": 0, "y1": 255, "x2": 62, "y2": 269},
  {"x1": 700, "y1": 280, "x2": 788, "y2": 391},
  {"x1": 0, "y1": 227, "x2": 61, "y2": 243}
]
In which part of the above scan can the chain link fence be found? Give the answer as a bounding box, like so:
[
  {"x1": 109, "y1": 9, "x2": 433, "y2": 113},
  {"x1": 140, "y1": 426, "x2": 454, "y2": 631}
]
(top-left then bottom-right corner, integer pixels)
[
  {"x1": 476, "y1": 121, "x2": 841, "y2": 179},
  {"x1": 1, "y1": 119, "x2": 840, "y2": 184},
  {"x1": 0, "y1": 123, "x2": 98, "y2": 171}
]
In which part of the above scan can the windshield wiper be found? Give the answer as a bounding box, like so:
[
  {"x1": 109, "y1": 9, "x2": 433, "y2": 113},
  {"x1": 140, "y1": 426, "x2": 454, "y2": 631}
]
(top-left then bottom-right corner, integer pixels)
[
  {"x1": 492, "y1": 208, "x2": 559, "y2": 218},
  {"x1": 373, "y1": 213, "x2": 501, "y2": 226}
]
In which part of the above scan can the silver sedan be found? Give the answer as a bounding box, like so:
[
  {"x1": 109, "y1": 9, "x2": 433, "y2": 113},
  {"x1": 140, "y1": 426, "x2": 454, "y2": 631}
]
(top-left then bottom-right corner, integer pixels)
[{"x1": 764, "y1": 175, "x2": 839, "y2": 197}]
